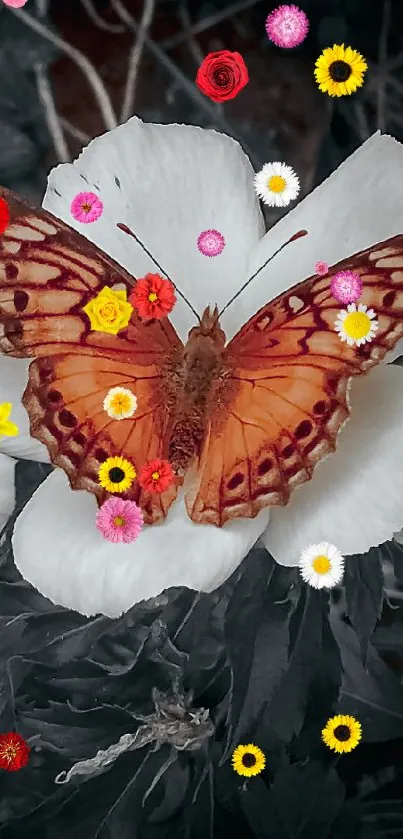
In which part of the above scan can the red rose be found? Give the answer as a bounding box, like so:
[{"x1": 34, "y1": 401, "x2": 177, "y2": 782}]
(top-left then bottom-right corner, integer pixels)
[{"x1": 196, "y1": 50, "x2": 249, "y2": 103}]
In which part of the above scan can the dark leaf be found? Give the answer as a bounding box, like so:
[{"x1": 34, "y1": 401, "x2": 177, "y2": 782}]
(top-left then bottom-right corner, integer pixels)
[
  {"x1": 344, "y1": 550, "x2": 384, "y2": 663},
  {"x1": 270, "y1": 762, "x2": 345, "y2": 839}
]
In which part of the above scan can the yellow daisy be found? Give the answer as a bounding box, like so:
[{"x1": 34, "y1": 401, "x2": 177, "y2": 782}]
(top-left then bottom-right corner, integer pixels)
[
  {"x1": 103, "y1": 387, "x2": 137, "y2": 420},
  {"x1": 321, "y1": 714, "x2": 362, "y2": 754},
  {"x1": 98, "y1": 456, "x2": 136, "y2": 493},
  {"x1": 0, "y1": 402, "x2": 19, "y2": 438},
  {"x1": 314, "y1": 44, "x2": 367, "y2": 97},
  {"x1": 231, "y1": 743, "x2": 266, "y2": 777}
]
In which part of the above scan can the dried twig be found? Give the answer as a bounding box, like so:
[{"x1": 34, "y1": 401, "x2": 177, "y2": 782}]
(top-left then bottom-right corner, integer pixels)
[
  {"x1": 178, "y1": 0, "x2": 205, "y2": 67},
  {"x1": 10, "y1": 5, "x2": 117, "y2": 131},
  {"x1": 60, "y1": 118, "x2": 91, "y2": 145},
  {"x1": 161, "y1": 0, "x2": 261, "y2": 51},
  {"x1": 377, "y1": 0, "x2": 391, "y2": 131},
  {"x1": 80, "y1": 0, "x2": 125, "y2": 33},
  {"x1": 34, "y1": 0, "x2": 69, "y2": 163},
  {"x1": 121, "y1": 0, "x2": 156, "y2": 123}
]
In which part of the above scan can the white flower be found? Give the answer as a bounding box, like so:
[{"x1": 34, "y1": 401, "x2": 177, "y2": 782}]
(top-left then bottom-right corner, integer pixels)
[
  {"x1": 254, "y1": 161, "x2": 300, "y2": 207},
  {"x1": 299, "y1": 542, "x2": 344, "y2": 589},
  {"x1": 335, "y1": 303, "x2": 378, "y2": 347},
  {"x1": 2, "y1": 125, "x2": 403, "y2": 618},
  {"x1": 103, "y1": 386, "x2": 137, "y2": 420}
]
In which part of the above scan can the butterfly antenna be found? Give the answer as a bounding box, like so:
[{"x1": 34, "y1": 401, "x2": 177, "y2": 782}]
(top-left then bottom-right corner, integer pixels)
[
  {"x1": 117, "y1": 223, "x2": 201, "y2": 323},
  {"x1": 218, "y1": 229, "x2": 308, "y2": 318}
]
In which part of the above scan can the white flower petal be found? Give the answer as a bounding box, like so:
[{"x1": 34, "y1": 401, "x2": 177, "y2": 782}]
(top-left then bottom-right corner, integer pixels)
[
  {"x1": 262, "y1": 365, "x2": 403, "y2": 564},
  {"x1": 223, "y1": 132, "x2": 403, "y2": 342},
  {"x1": 12, "y1": 470, "x2": 269, "y2": 617},
  {"x1": 43, "y1": 116, "x2": 264, "y2": 342},
  {"x1": 0, "y1": 357, "x2": 49, "y2": 462},
  {"x1": 0, "y1": 453, "x2": 16, "y2": 530}
]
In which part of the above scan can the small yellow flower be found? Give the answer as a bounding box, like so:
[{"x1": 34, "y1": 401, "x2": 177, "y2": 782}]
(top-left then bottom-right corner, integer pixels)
[
  {"x1": 321, "y1": 714, "x2": 362, "y2": 754},
  {"x1": 103, "y1": 387, "x2": 137, "y2": 420},
  {"x1": 98, "y1": 455, "x2": 136, "y2": 493},
  {"x1": 314, "y1": 44, "x2": 367, "y2": 97},
  {"x1": 83, "y1": 286, "x2": 133, "y2": 335},
  {"x1": 231, "y1": 743, "x2": 266, "y2": 777},
  {"x1": 0, "y1": 403, "x2": 19, "y2": 439}
]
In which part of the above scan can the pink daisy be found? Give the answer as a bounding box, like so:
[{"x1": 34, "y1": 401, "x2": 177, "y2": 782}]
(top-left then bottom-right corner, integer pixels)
[
  {"x1": 95, "y1": 497, "x2": 144, "y2": 544},
  {"x1": 197, "y1": 229, "x2": 226, "y2": 257},
  {"x1": 265, "y1": 4, "x2": 309, "y2": 49},
  {"x1": 70, "y1": 192, "x2": 103, "y2": 224},
  {"x1": 330, "y1": 270, "x2": 363, "y2": 305},
  {"x1": 2, "y1": 0, "x2": 29, "y2": 7},
  {"x1": 315, "y1": 260, "x2": 329, "y2": 276}
]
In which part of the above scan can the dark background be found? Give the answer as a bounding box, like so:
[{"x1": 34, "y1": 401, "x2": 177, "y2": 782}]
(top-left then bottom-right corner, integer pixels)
[{"x1": 1, "y1": 2, "x2": 403, "y2": 838}]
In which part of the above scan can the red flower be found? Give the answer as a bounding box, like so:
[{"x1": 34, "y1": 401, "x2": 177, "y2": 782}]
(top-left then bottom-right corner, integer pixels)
[
  {"x1": 0, "y1": 732, "x2": 30, "y2": 772},
  {"x1": 196, "y1": 50, "x2": 249, "y2": 102},
  {"x1": 129, "y1": 273, "x2": 176, "y2": 320},
  {"x1": 0, "y1": 198, "x2": 10, "y2": 234},
  {"x1": 139, "y1": 458, "x2": 175, "y2": 494}
]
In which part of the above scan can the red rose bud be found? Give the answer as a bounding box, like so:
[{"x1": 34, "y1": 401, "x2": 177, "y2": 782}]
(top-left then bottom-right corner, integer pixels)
[{"x1": 196, "y1": 50, "x2": 249, "y2": 103}]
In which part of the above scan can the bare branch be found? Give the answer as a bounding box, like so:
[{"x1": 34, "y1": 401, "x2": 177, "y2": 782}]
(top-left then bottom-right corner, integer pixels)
[
  {"x1": 178, "y1": 0, "x2": 205, "y2": 67},
  {"x1": 161, "y1": 0, "x2": 261, "y2": 51},
  {"x1": 35, "y1": 64, "x2": 70, "y2": 161},
  {"x1": 10, "y1": 6, "x2": 117, "y2": 131},
  {"x1": 121, "y1": 0, "x2": 156, "y2": 123},
  {"x1": 60, "y1": 118, "x2": 91, "y2": 145},
  {"x1": 80, "y1": 0, "x2": 125, "y2": 33},
  {"x1": 377, "y1": 0, "x2": 391, "y2": 131}
]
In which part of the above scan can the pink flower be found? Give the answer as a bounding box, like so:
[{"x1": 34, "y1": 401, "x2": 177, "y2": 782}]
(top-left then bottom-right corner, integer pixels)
[
  {"x1": 70, "y1": 192, "x2": 103, "y2": 224},
  {"x1": 96, "y1": 497, "x2": 144, "y2": 543},
  {"x1": 2, "y1": 0, "x2": 29, "y2": 7},
  {"x1": 265, "y1": 5, "x2": 309, "y2": 49},
  {"x1": 315, "y1": 260, "x2": 329, "y2": 276},
  {"x1": 330, "y1": 270, "x2": 363, "y2": 304},
  {"x1": 197, "y1": 229, "x2": 226, "y2": 257}
]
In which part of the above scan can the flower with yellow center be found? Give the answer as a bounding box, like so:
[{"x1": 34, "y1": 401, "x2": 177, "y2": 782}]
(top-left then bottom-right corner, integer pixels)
[
  {"x1": 0, "y1": 402, "x2": 19, "y2": 439},
  {"x1": 322, "y1": 715, "x2": 362, "y2": 754},
  {"x1": 83, "y1": 286, "x2": 133, "y2": 335},
  {"x1": 335, "y1": 303, "x2": 378, "y2": 347},
  {"x1": 98, "y1": 455, "x2": 137, "y2": 493},
  {"x1": 314, "y1": 44, "x2": 367, "y2": 97},
  {"x1": 231, "y1": 743, "x2": 266, "y2": 777},
  {"x1": 103, "y1": 387, "x2": 137, "y2": 420},
  {"x1": 254, "y1": 161, "x2": 300, "y2": 208},
  {"x1": 299, "y1": 541, "x2": 344, "y2": 589}
]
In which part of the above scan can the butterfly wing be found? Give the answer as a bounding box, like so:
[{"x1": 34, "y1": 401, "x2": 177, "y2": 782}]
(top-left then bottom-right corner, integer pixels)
[
  {"x1": 0, "y1": 187, "x2": 184, "y2": 522},
  {"x1": 185, "y1": 235, "x2": 403, "y2": 525}
]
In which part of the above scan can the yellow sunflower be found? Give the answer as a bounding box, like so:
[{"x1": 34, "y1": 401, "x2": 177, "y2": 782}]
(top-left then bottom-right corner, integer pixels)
[
  {"x1": 321, "y1": 714, "x2": 362, "y2": 754},
  {"x1": 98, "y1": 456, "x2": 137, "y2": 493},
  {"x1": 231, "y1": 743, "x2": 266, "y2": 777},
  {"x1": 314, "y1": 44, "x2": 367, "y2": 97}
]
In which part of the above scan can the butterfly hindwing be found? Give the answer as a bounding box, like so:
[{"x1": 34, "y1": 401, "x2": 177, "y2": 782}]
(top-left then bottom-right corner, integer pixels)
[{"x1": 185, "y1": 235, "x2": 403, "y2": 525}]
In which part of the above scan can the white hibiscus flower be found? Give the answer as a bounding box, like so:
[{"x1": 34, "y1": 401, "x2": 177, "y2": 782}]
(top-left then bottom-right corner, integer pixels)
[{"x1": 1, "y1": 121, "x2": 403, "y2": 618}]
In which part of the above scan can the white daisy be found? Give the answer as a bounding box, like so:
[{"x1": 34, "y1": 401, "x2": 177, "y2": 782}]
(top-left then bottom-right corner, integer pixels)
[
  {"x1": 253, "y1": 161, "x2": 300, "y2": 207},
  {"x1": 334, "y1": 303, "x2": 378, "y2": 347},
  {"x1": 299, "y1": 541, "x2": 345, "y2": 589},
  {"x1": 103, "y1": 386, "x2": 137, "y2": 420}
]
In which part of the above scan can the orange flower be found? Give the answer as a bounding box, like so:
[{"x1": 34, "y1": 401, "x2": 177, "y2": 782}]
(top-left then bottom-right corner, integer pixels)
[
  {"x1": 129, "y1": 273, "x2": 176, "y2": 320},
  {"x1": 0, "y1": 732, "x2": 30, "y2": 771},
  {"x1": 139, "y1": 458, "x2": 175, "y2": 493}
]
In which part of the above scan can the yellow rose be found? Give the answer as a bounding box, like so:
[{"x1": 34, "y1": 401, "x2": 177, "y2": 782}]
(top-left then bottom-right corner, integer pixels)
[{"x1": 83, "y1": 286, "x2": 133, "y2": 335}]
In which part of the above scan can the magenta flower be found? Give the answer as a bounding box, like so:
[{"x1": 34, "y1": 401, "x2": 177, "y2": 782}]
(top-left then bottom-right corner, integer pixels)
[
  {"x1": 96, "y1": 497, "x2": 144, "y2": 544},
  {"x1": 265, "y1": 4, "x2": 309, "y2": 49},
  {"x1": 330, "y1": 270, "x2": 363, "y2": 304},
  {"x1": 2, "y1": 0, "x2": 29, "y2": 7},
  {"x1": 197, "y1": 229, "x2": 226, "y2": 257},
  {"x1": 315, "y1": 260, "x2": 329, "y2": 276},
  {"x1": 70, "y1": 192, "x2": 103, "y2": 224}
]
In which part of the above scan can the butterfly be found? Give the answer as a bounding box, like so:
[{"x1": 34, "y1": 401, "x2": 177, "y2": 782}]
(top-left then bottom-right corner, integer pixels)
[{"x1": 0, "y1": 185, "x2": 403, "y2": 527}]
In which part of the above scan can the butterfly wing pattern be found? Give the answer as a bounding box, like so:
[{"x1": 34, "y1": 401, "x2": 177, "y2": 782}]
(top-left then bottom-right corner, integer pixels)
[
  {"x1": 0, "y1": 188, "x2": 183, "y2": 523},
  {"x1": 185, "y1": 237, "x2": 403, "y2": 526}
]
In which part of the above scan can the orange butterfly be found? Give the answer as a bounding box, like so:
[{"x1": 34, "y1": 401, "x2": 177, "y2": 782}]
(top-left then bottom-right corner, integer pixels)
[{"x1": 0, "y1": 185, "x2": 403, "y2": 527}]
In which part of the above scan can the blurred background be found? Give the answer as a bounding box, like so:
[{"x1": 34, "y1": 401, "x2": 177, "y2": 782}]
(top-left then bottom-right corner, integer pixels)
[{"x1": 1, "y1": 0, "x2": 402, "y2": 229}]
